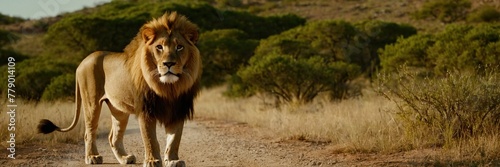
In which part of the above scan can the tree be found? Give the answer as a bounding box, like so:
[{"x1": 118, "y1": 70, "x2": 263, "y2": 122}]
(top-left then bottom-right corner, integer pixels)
[
  {"x1": 0, "y1": 29, "x2": 27, "y2": 66},
  {"x1": 233, "y1": 21, "x2": 362, "y2": 105},
  {"x1": 41, "y1": 73, "x2": 76, "y2": 101},
  {"x1": 198, "y1": 29, "x2": 258, "y2": 87},
  {"x1": 355, "y1": 20, "x2": 417, "y2": 76},
  {"x1": 380, "y1": 23, "x2": 500, "y2": 76},
  {"x1": 0, "y1": 13, "x2": 24, "y2": 25},
  {"x1": 413, "y1": 0, "x2": 471, "y2": 24},
  {"x1": 379, "y1": 34, "x2": 435, "y2": 74},
  {"x1": 467, "y1": 5, "x2": 500, "y2": 23}
]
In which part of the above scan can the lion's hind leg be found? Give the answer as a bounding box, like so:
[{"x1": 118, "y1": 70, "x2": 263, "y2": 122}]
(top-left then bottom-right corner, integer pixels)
[
  {"x1": 107, "y1": 101, "x2": 136, "y2": 164},
  {"x1": 83, "y1": 99, "x2": 103, "y2": 164}
]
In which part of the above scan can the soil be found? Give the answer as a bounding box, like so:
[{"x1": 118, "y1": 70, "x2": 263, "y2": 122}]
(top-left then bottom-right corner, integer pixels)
[{"x1": 1, "y1": 117, "x2": 444, "y2": 167}]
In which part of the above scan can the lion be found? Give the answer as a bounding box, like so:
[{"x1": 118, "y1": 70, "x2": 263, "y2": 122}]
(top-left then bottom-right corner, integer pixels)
[{"x1": 37, "y1": 12, "x2": 201, "y2": 167}]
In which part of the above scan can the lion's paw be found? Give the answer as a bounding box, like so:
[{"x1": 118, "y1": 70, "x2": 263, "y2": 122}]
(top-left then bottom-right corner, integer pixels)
[
  {"x1": 143, "y1": 159, "x2": 161, "y2": 167},
  {"x1": 165, "y1": 160, "x2": 186, "y2": 167},
  {"x1": 86, "y1": 155, "x2": 103, "y2": 164},
  {"x1": 119, "y1": 154, "x2": 136, "y2": 164}
]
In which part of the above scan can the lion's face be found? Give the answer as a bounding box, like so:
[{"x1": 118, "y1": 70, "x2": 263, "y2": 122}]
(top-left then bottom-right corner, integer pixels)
[
  {"x1": 148, "y1": 32, "x2": 193, "y2": 84},
  {"x1": 136, "y1": 12, "x2": 201, "y2": 97}
]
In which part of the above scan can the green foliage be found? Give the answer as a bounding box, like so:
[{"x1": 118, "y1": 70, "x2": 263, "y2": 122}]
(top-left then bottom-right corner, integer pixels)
[
  {"x1": 380, "y1": 23, "x2": 500, "y2": 75},
  {"x1": 239, "y1": 54, "x2": 359, "y2": 105},
  {"x1": 413, "y1": 0, "x2": 471, "y2": 24},
  {"x1": 254, "y1": 20, "x2": 361, "y2": 63},
  {"x1": 232, "y1": 20, "x2": 362, "y2": 104},
  {"x1": 215, "y1": 0, "x2": 243, "y2": 8},
  {"x1": 2, "y1": 58, "x2": 77, "y2": 101},
  {"x1": 198, "y1": 29, "x2": 258, "y2": 87},
  {"x1": 378, "y1": 69, "x2": 500, "y2": 146},
  {"x1": 379, "y1": 34, "x2": 435, "y2": 74},
  {"x1": 354, "y1": 20, "x2": 417, "y2": 76},
  {"x1": 467, "y1": 5, "x2": 500, "y2": 23},
  {"x1": 0, "y1": 29, "x2": 18, "y2": 47},
  {"x1": 43, "y1": 1, "x2": 304, "y2": 62},
  {"x1": 86, "y1": 1, "x2": 305, "y2": 39},
  {"x1": 0, "y1": 30, "x2": 27, "y2": 66},
  {"x1": 44, "y1": 15, "x2": 144, "y2": 60},
  {"x1": 0, "y1": 13, "x2": 25, "y2": 25},
  {"x1": 0, "y1": 50, "x2": 28, "y2": 66},
  {"x1": 41, "y1": 73, "x2": 76, "y2": 101}
]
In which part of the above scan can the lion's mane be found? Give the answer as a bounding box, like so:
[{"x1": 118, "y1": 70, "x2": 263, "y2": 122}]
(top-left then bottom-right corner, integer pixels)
[{"x1": 124, "y1": 12, "x2": 201, "y2": 125}]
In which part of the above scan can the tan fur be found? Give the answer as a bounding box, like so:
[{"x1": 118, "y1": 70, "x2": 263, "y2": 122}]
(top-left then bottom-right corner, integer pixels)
[{"x1": 39, "y1": 12, "x2": 201, "y2": 167}]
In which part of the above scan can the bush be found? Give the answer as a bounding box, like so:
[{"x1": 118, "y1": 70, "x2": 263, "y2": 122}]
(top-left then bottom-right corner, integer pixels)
[
  {"x1": 378, "y1": 68, "x2": 500, "y2": 147},
  {"x1": 413, "y1": 0, "x2": 471, "y2": 24},
  {"x1": 44, "y1": 15, "x2": 144, "y2": 60},
  {"x1": 379, "y1": 34, "x2": 435, "y2": 74},
  {"x1": 0, "y1": 13, "x2": 24, "y2": 25},
  {"x1": 232, "y1": 20, "x2": 362, "y2": 105},
  {"x1": 354, "y1": 20, "x2": 417, "y2": 76},
  {"x1": 198, "y1": 29, "x2": 258, "y2": 87},
  {"x1": 467, "y1": 5, "x2": 500, "y2": 23},
  {"x1": 0, "y1": 29, "x2": 18, "y2": 47},
  {"x1": 380, "y1": 23, "x2": 500, "y2": 76},
  {"x1": 239, "y1": 54, "x2": 359, "y2": 105},
  {"x1": 41, "y1": 73, "x2": 76, "y2": 101},
  {"x1": 5, "y1": 58, "x2": 76, "y2": 101}
]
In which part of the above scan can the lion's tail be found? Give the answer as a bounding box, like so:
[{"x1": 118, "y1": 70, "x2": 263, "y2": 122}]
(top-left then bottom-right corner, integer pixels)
[{"x1": 38, "y1": 77, "x2": 82, "y2": 134}]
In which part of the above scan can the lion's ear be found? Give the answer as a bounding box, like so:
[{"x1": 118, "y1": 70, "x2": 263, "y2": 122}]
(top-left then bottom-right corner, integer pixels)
[
  {"x1": 141, "y1": 27, "x2": 155, "y2": 44},
  {"x1": 185, "y1": 30, "x2": 199, "y2": 45}
]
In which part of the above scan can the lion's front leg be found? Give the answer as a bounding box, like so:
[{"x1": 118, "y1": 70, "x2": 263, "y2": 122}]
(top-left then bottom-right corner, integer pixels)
[
  {"x1": 164, "y1": 120, "x2": 185, "y2": 167},
  {"x1": 138, "y1": 116, "x2": 162, "y2": 167}
]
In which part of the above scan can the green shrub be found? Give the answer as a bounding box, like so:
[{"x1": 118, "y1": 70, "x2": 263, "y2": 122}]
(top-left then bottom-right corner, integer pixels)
[
  {"x1": 198, "y1": 29, "x2": 258, "y2": 87},
  {"x1": 232, "y1": 20, "x2": 362, "y2": 104},
  {"x1": 380, "y1": 23, "x2": 500, "y2": 76},
  {"x1": 413, "y1": 0, "x2": 471, "y2": 24},
  {"x1": 468, "y1": 5, "x2": 500, "y2": 23},
  {"x1": 238, "y1": 54, "x2": 359, "y2": 105},
  {"x1": 378, "y1": 68, "x2": 500, "y2": 147},
  {"x1": 0, "y1": 29, "x2": 18, "y2": 47},
  {"x1": 379, "y1": 34, "x2": 435, "y2": 74},
  {"x1": 44, "y1": 15, "x2": 144, "y2": 60},
  {"x1": 354, "y1": 20, "x2": 417, "y2": 76},
  {"x1": 41, "y1": 73, "x2": 76, "y2": 101},
  {"x1": 8, "y1": 58, "x2": 76, "y2": 101},
  {"x1": 0, "y1": 13, "x2": 24, "y2": 25}
]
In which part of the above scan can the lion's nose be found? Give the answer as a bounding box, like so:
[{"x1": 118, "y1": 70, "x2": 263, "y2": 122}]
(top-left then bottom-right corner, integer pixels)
[{"x1": 163, "y1": 62, "x2": 176, "y2": 68}]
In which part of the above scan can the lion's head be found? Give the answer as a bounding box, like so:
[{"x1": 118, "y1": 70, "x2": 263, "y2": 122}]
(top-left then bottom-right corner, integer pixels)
[{"x1": 126, "y1": 12, "x2": 201, "y2": 99}]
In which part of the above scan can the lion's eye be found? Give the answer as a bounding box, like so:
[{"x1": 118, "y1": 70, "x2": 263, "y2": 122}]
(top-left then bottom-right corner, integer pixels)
[
  {"x1": 176, "y1": 45, "x2": 184, "y2": 51},
  {"x1": 156, "y1": 45, "x2": 163, "y2": 51}
]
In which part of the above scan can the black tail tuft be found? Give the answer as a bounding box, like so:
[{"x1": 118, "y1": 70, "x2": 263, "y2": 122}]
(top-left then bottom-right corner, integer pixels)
[{"x1": 38, "y1": 119, "x2": 60, "y2": 134}]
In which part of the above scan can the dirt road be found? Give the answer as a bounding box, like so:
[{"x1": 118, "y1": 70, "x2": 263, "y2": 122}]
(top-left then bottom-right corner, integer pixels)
[{"x1": 2, "y1": 117, "x2": 431, "y2": 167}]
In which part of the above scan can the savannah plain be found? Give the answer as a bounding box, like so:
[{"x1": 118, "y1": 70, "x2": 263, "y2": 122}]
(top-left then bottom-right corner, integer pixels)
[{"x1": 2, "y1": 0, "x2": 500, "y2": 166}]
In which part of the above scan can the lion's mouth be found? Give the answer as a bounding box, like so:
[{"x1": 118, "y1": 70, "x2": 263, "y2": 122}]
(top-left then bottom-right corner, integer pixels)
[
  {"x1": 159, "y1": 72, "x2": 180, "y2": 83},
  {"x1": 163, "y1": 71, "x2": 180, "y2": 77}
]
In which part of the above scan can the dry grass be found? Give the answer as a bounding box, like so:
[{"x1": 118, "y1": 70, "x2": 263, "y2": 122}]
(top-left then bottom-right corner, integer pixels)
[
  {"x1": 0, "y1": 99, "x2": 111, "y2": 146},
  {"x1": 195, "y1": 86, "x2": 500, "y2": 163},
  {"x1": 195, "y1": 86, "x2": 404, "y2": 153}
]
